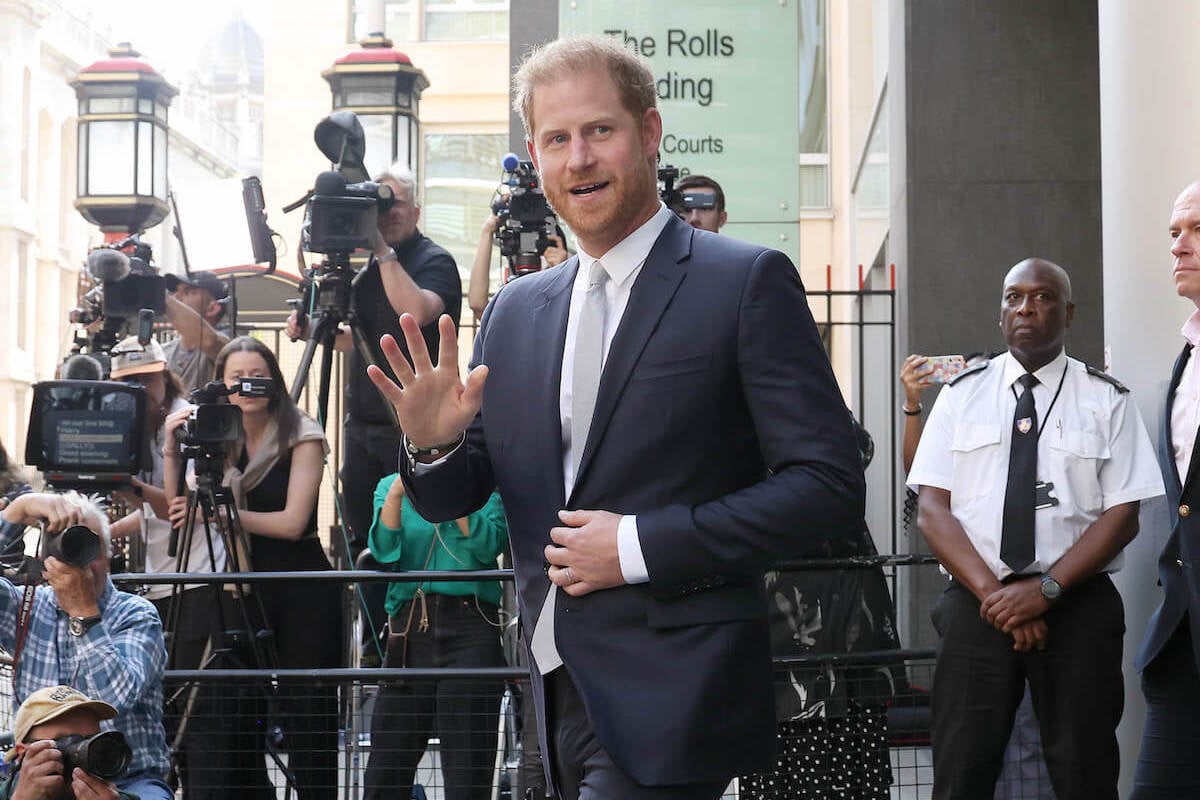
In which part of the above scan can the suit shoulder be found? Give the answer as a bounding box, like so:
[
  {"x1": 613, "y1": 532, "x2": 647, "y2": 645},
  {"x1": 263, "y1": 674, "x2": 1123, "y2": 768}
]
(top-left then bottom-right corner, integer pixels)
[
  {"x1": 947, "y1": 359, "x2": 990, "y2": 386},
  {"x1": 1084, "y1": 363, "x2": 1130, "y2": 393}
]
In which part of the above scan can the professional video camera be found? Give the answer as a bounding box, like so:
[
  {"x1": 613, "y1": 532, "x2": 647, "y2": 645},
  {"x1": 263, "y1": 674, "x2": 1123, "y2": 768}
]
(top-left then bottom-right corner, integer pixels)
[
  {"x1": 657, "y1": 163, "x2": 682, "y2": 211},
  {"x1": 173, "y1": 377, "x2": 274, "y2": 466},
  {"x1": 55, "y1": 730, "x2": 132, "y2": 780},
  {"x1": 24, "y1": 380, "x2": 148, "y2": 493},
  {"x1": 68, "y1": 236, "x2": 166, "y2": 356},
  {"x1": 492, "y1": 153, "x2": 556, "y2": 277},
  {"x1": 295, "y1": 111, "x2": 395, "y2": 257}
]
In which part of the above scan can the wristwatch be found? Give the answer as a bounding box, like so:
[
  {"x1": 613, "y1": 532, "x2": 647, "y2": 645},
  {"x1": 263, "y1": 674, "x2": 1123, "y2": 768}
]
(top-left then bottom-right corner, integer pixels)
[
  {"x1": 1039, "y1": 575, "x2": 1063, "y2": 603},
  {"x1": 68, "y1": 614, "x2": 102, "y2": 637}
]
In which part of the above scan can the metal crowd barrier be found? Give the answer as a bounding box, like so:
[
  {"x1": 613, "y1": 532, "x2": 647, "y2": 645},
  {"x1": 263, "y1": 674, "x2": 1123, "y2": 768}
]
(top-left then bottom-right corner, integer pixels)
[{"x1": 0, "y1": 556, "x2": 1060, "y2": 799}]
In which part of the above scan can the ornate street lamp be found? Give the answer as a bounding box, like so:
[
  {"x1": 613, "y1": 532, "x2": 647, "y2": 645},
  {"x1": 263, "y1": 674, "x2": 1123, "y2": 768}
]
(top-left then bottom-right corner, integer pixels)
[
  {"x1": 322, "y1": 33, "x2": 429, "y2": 180},
  {"x1": 71, "y1": 43, "x2": 177, "y2": 234}
]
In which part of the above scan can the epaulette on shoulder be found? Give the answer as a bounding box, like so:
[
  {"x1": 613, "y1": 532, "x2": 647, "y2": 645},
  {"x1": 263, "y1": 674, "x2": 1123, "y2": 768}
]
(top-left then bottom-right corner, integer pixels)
[
  {"x1": 947, "y1": 359, "x2": 989, "y2": 386},
  {"x1": 1085, "y1": 364, "x2": 1130, "y2": 393}
]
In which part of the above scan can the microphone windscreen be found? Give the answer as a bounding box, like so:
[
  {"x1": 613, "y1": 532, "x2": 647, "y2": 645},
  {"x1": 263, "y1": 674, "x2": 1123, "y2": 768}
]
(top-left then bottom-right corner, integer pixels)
[
  {"x1": 314, "y1": 170, "x2": 348, "y2": 197},
  {"x1": 87, "y1": 247, "x2": 131, "y2": 282},
  {"x1": 502, "y1": 152, "x2": 521, "y2": 172}
]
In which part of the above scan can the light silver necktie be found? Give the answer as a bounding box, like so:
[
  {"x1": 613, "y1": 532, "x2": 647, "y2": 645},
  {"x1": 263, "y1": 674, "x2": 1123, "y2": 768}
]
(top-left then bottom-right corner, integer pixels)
[{"x1": 530, "y1": 259, "x2": 609, "y2": 674}]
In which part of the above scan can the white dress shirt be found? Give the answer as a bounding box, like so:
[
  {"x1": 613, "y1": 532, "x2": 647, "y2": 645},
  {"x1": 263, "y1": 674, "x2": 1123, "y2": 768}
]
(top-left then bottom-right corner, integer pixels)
[
  {"x1": 560, "y1": 204, "x2": 674, "y2": 584},
  {"x1": 1171, "y1": 310, "x2": 1200, "y2": 480},
  {"x1": 907, "y1": 350, "x2": 1164, "y2": 580}
]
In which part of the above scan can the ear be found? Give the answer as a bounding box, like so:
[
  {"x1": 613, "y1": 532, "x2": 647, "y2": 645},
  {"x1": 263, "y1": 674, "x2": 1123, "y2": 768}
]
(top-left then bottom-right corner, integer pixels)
[
  {"x1": 1065, "y1": 301, "x2": 1075, "y2": 328},
  {"x1": 413, "y1": 204, "x2": 421, "y2": 225},
  {"x1": 718, "y1": 210, "x2": 728, "y2": 229},
  {"x1": 641, "y1": 107, "x2": 663, "y2": 157},
  {"x1": 204, "y1": 300, "x2": 223, "y2": 322},
  {"x1": 527, "y1": 139, "x2": 540, "y2": 172}
]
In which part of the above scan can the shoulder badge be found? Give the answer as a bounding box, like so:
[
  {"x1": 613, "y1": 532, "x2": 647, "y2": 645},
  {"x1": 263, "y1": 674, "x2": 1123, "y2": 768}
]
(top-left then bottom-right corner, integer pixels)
[
  {"x1": 947, "y1": 359, "x2": 990, "y2": 386},
  {"x1": 1085, "y1": 364, "x2": 1130, "y2": 393}
]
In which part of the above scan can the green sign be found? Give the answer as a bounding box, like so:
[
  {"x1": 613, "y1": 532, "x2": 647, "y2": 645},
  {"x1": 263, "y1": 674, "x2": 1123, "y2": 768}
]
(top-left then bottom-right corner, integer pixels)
[{"x1": 560, "y1": 1, "x2": 801, "y2": 259}]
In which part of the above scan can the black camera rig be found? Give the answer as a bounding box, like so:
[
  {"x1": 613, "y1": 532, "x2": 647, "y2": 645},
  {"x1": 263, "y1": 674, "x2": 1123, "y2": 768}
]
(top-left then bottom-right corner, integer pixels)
[
  {"x1": 492, "y1": 153, "x2": 556, "y2": 278},
  {"x1": 69, "y1": 236, "x2": 165, "y2": 359}
]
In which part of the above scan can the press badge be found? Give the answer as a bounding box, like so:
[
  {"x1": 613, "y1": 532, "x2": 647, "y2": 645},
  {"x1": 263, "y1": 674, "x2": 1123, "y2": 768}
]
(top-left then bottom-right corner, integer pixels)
[{"x1": 1035, "y1": 481, "x2": 1060, "y2": 510}]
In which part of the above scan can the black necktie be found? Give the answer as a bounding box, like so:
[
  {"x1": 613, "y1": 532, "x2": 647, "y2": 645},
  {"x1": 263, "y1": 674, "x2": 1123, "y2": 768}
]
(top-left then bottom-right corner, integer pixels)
[{"x1": 1001, "y1": 373, "x2": 1039, "y2": 573}]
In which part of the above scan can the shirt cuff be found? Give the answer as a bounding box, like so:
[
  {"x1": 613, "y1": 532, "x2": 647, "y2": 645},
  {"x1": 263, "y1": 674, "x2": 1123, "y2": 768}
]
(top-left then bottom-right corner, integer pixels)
[{"x1": 617, "y1": 515, "x2": 649, "y2": 584}]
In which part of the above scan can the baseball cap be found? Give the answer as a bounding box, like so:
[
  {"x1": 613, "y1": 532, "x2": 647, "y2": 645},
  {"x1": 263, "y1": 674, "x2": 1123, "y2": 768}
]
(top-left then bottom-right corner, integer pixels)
[
  {"x1": 109, "y1": 336, "x2": 167, "y2": 379},
  {"x1": 6, "y1": 685, "x2": 117, "y2": 760},
  {"x1": 164, "y1": 270, "x2": 228, "y2": 301}
]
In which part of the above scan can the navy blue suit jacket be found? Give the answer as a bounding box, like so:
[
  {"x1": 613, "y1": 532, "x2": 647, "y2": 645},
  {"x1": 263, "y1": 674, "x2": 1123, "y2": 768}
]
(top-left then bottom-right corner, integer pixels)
[
  {"x1": 402, "y1": 215, "x2": 865, "y2": 785},
  {"x1": 1138, "y1": 343, "x2": 1200, "y2": 672}
]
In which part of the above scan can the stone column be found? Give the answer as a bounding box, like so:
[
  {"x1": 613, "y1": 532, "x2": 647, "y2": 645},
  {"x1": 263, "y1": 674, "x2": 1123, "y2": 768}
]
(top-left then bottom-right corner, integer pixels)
[{"x1": 1098, "y1": 1, "x2": 1200, "y2": 791}]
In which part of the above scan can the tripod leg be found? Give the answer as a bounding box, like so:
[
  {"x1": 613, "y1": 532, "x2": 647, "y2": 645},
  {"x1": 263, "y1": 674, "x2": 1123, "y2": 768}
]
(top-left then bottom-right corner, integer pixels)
[{"x1": 290, "y1": 329, "x2": 322, "y2": 403}]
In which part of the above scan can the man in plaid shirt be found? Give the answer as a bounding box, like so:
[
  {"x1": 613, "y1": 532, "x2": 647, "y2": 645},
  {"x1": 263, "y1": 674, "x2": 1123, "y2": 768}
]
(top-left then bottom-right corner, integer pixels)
[{"x1": 0, "y1": 492, "x2": 171, "y2": 800}]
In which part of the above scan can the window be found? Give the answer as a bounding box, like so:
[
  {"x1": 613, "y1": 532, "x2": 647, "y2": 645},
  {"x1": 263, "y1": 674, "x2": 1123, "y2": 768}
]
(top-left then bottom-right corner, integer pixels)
[
  {"x1": 425, "y1": 0, "x2": 508, "y2": 41},
  {"x1": 352, "y1": 0, "x2": 508, "y2": 43},
  {"x1": 798, "y1": 0, "x2": 829, "y2": 209},
  {"x1": 422, "y1": 133, "x2": 508, "y2": 280}
]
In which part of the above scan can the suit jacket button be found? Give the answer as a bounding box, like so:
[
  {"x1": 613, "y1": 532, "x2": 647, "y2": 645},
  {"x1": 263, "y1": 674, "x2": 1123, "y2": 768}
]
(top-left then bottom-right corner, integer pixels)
[
  {"x1": 1178, "y1": 559, "x2": 1186, "y2": 568},
  {"x1": 1181, "y1": 504, "x2": 1191, "y2": 518}
]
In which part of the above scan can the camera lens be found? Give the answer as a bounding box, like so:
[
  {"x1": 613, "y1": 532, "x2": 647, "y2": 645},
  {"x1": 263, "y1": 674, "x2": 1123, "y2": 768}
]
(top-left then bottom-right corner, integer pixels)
[
  {"x1": 82, "y1": 731, "x2": 133, "y2": 779},
  {"x1": 44, "y1": 526, "x2": 101, "y2": 568}
]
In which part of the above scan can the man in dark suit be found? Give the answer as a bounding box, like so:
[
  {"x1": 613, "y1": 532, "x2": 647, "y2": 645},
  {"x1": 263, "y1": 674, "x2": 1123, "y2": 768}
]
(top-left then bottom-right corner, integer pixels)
[
  {"x1": 367, "y1": 35, "x2": 864, "y2": 800},
  {"x1": 1132, "y1": 180, "x2": 1200, "y2": 798}
]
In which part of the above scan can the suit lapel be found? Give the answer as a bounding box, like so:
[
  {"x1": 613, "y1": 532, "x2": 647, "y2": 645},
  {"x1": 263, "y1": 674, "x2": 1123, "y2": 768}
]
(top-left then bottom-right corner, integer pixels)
[
  {"x1": 531, "y1": 257, "x2": 578, "y2": 508},
  {"x1": 569, "y1": 218, "x2": 693, "y2": 502}
]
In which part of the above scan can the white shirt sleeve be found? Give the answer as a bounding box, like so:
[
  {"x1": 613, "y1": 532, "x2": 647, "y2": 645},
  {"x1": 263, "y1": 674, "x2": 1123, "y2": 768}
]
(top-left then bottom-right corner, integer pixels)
[
  {"x1": 906, "y1": 386, "x2": 958, "y2": 494},
  {"x1": 1098, "y1": 390, "x2": 1166, "y2": 508},
  {"x1": 617, "y1": 514, "x2": 649, "y2": 584}
]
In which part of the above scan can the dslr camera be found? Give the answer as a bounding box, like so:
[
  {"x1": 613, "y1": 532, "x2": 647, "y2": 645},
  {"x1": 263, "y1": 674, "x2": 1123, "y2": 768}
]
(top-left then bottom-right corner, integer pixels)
[
  {"x1": 55, "y1": 730, "x2": 133, "y2": 780},
  {"x1": 69, "y1": 236, "x2": 166, "y2": 356},
  {"x1": 492, "y1": 153, "x2": 556, "y2": 278},
  {"x1": 301, "y1": 111, "x2": 395, "y2": 257}
]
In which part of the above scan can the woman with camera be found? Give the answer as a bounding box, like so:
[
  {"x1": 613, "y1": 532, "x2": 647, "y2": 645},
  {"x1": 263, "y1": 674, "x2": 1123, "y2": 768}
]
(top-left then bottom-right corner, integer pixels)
[
  {"x1": 165, "y1": 335, "x2": 342, "y2": 799},
  {"x1": 363, "y1": 474, "x2": 508, "y2": 800}
]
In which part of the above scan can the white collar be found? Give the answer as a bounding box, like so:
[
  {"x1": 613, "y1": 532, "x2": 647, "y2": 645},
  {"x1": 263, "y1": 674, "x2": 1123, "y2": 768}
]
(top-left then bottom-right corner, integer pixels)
[
  {"x1": 1001, "y1": 349, "x2": 1067, "y2": 390},
  {"x1": 574, "y1": 203, "x2": 674, "y2": 288}
]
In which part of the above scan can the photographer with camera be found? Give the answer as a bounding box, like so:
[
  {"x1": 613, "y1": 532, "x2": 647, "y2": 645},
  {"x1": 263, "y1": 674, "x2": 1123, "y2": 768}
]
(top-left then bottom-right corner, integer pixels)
[
  {"x1": 286, "y1": 165, "x2": 461, "y2": 564},
  {"x1": 164, "y1": 335, "x2": 340, "y2": 798},
  {"x1": 1, "y1": 685, "x2": 133, "y2": 800},
  {"x1": 468, "y1": 209, "x2": 569, "y2": 321},
  {"x1": 672, "y1": 174, "x2": 727, "y2": 233},
  {"x1": 162, "y1": 272, "x2": 231, "y2": 395},
  {"x1": 0, "y1": 493, "x2": 171, "y2": 800}
]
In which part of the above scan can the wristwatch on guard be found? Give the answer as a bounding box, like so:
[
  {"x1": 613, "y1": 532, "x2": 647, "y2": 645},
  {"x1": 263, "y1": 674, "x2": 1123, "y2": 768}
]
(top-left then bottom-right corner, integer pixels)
[
  {"x1": 1040, "y1": 574, "x2": 1063, "y2": 603},
  {"x1": 68, "y1": 614, "x2": 102, "y2": 637}
]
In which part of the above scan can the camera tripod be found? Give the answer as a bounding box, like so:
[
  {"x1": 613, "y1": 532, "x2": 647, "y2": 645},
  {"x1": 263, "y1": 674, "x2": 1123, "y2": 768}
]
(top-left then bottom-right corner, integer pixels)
[
  {"x1": 290, "y1": 253, "x2": 397, "y2": 431},
  {"x1": 164, "y1": 450, "x2": 298, "y2": 797}
]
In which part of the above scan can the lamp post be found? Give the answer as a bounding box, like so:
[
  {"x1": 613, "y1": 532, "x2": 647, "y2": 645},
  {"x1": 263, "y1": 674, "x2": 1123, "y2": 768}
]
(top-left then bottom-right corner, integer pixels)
[
  {"x1": 71, "y1": 43, "x2": 176, "y2": 239},
  {"x1": 322, "y1": 32, "x2": 429, "y2": 181}
]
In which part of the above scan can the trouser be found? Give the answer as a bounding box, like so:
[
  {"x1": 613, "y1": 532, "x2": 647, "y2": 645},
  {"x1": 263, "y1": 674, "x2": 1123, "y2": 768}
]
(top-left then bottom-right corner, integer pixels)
[
  {"x1": 929, "y1": 575, "x2": 1124, "y2": 800},
  {"x1": 1130, "y1": 619, "x2": 1200, "y2": 798},
  {"x1": 153, "y1": 587, "x2": 275, "y2": 800},
  {"x1": 546, "y1": 668, "x2": 728, "y2": 800},
  {"x1": 365, "y1": 594, "x2": 505, "y2": 800},
  {"x1": 341, "y1": 415, "x2": 400, "y2": 652},
  {"x1": 340, "y1": 415, "x2": 402, "y2": 554}
]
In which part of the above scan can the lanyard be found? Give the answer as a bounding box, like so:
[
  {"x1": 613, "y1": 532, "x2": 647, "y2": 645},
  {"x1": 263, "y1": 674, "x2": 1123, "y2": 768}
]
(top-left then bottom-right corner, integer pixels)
[{"x1": 1010, "y1": 364, "x2": 1068, "y2": 442}]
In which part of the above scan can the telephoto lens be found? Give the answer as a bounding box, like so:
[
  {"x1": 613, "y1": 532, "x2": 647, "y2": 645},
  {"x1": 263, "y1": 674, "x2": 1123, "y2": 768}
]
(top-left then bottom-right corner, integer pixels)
[
  {"x1": 57, "y1": 730, "x2": 133, "y2": 780},
  {"x1": 43, "y1": 525, "x2": 101, "y2": 568}
]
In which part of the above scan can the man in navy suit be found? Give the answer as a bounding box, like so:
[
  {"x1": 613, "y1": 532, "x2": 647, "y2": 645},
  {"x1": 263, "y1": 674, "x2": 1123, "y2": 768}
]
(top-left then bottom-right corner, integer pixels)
[
  {"x1": 1132, "y1": 180, "x2": 1200, "y2": 798},
  {"x1": 368, "y1": 35, "x2": 864, "y2": 799}
]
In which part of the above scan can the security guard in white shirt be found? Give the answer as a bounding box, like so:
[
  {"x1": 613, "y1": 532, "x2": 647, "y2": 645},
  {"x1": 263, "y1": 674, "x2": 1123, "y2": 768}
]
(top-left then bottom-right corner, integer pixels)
[{"x1": 908, "y1": 258, "x2": 1164, "y2": 800}]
